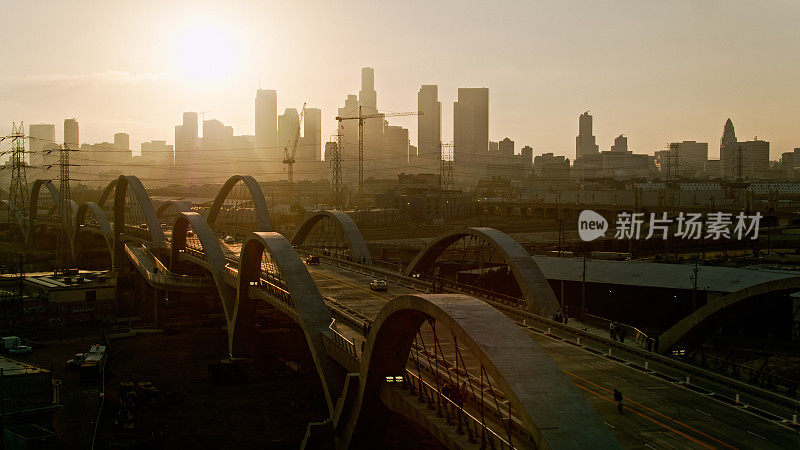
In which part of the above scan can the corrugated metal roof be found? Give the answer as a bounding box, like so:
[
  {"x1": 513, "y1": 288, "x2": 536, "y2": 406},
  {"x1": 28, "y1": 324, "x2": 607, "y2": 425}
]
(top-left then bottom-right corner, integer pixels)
[{"x1": 532, "y1": 256, "x2": 800, "y2": 293}]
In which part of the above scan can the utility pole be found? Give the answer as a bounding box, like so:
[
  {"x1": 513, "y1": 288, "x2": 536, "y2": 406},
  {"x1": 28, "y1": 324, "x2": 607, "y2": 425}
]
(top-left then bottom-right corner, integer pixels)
[{"x1": 335, "y1": 109, "x2": 421, "y2": 209}]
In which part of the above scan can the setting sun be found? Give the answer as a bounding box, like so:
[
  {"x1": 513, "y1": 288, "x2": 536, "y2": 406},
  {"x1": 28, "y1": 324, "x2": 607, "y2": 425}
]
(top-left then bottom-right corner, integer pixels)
[{"x1": 173, "y1": 22, "x2": 239, "y2": 81}]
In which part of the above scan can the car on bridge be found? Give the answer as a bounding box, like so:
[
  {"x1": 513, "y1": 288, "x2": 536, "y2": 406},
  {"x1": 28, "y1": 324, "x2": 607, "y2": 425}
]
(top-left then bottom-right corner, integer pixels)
[
  {"x1": 223, "y1": 235, "x2": 235, "y2": 244},
  {"x1": 369, "y1": 279, "x2": 388, "y2": 291},
  {"x1": 305, "y1": 256, "x2": 320, "y2": 265}
]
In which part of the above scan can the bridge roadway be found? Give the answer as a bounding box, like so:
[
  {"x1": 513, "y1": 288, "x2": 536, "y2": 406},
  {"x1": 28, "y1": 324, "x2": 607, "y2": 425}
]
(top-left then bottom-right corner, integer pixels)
[{"x1": 306, "y1": 260, "x2": 800, "y2": 449}]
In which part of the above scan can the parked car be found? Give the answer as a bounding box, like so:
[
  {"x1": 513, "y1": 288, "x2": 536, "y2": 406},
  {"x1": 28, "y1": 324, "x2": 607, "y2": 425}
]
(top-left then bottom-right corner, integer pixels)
[
  {"x1": 223, "y1": 235, "x2": 235, "y2": 244},
  {"x1": 369, "y1": 279, "x2": 388, "y2": 291},
  {"x1": 305, "y1": 256, "x2": 320, "y2": 265}
]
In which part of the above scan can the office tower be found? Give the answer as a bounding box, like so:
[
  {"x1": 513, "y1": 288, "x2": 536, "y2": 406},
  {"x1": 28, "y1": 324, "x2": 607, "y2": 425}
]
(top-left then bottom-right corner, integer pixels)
[
  {"x1": 453, "y1": 88, "x2": 489, "y2": 158},
  {"x1": 64, "y1": 119, "x2": 79, "y2": 150},
  {"x1": 28, "y1": 124, "x2": 56, "y2": 172},
  {"x1": 738, "y1": 139, "x2": 770, "y2": 179},
  {"x1": 114, "y1": 132, "x2": 130, "y2": 156},
  {"x1": 575, "y1": 111, "x2": 598, "y2": 159},
  {"x1": 255, "y1": 89, "x2": 278, "y2": 160},
  {"x1": 300, "y1": 108, "x2": 321, "y2": 161},
  {"x1": 278, "y1": 108, "x2": 300, "y2": 157},
  {"x1": 417, "y1": 85, "x2": 441, "y2": 159},
  {"x1": 521, "y1": 146, "x2": 533, "y2": 165},
  {"x1": 359, "y1": 67, "x2": 377, "y2": 110},
  {"x1": 174, "y1": 112, "x2": 198, "y2": 173},
  {"x1": 611, "y1": 134, "x2": 627, "y2": 153},
  {"x1": 499, "y1": 138, "x2": 514, "y2": 156},
  {"x1": 667, "y1": 141, "x2": 708, "y2": 178},
  {"x1": 489, "y1": 141, "x2": 499, "y2": 152},
  {"x1": 720, "y1": 118, "x2": 737, "y2": 178}
]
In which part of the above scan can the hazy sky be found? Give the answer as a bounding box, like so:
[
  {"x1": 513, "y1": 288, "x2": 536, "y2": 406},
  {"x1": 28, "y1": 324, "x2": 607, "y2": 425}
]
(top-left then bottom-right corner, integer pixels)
[{"x1": 1, "y1": 0, "x2": 798, "y2": 161}]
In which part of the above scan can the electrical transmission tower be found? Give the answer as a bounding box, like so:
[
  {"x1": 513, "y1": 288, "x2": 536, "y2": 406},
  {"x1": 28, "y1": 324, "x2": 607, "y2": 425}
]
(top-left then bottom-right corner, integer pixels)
[
  {"x1": 329, "y1": 132, "x2": 343, "y2": 209},
  {"x1": 7, "y1": 122, "x2": 30, "y2": 224},
  {"x1": 56, "y1": 142, "x2": 79, "y2": 270}
]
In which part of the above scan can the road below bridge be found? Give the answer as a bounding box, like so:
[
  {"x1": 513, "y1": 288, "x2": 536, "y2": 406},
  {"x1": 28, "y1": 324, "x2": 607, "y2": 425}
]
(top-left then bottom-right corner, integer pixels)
[{"x1": 307, "y1": 261, "x2": 800, "y2": 449}]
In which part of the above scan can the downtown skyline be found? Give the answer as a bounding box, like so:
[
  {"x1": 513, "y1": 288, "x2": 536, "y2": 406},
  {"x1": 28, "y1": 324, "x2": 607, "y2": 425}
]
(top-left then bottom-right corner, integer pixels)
[{"x1": 1, "y1": 1, "x2": 799, "y2": 160}]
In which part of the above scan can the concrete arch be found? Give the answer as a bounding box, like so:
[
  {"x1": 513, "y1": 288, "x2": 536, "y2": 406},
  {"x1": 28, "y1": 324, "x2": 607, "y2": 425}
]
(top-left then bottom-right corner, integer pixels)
[
  {"x1": 291, "y1": 210, "x2": 372, "y2": 265},
  {"x1": 27, "y1": 179, "x2": 65, "y2": 245},
  {"x1": 235, "y1": 232, "x2": 342, "y2": 416},
  {"x1": 206, "y1": 175, "x2": 271, "y2": 231},
  {"x1": 155, "y1": 200, "x2": 192, "y2": 219},
  {"x1": 74, "y1": 202, "x2": 114, "y2": 263},
  {"x1": 344, "y1": 294, "x2": 619, "y2": 449},
  {"x1": 404, "y1": 227, "x2": 559, "y2": 317},
  {"x1": 658, "y1": 276, "x2": 800, "y2": 353},
  {"x1": 170, "y1": 211, "x2": 237, "y2": 321},
  {"x1": 112, "y1": 175, "x2": 166, "y2": 262},
  {"x1": 97, "y1": 178, "x2": 118, "y2": 207}
]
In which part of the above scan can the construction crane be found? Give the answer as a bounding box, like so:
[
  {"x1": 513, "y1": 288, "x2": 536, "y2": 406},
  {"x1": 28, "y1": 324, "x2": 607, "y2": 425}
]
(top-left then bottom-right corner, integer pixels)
[
  {"x1": 335, "y1": 106, "x2": 421, "y2": 209},
  {"x1": 283, "y1": 102, "x2": 306, "y2": 204}
]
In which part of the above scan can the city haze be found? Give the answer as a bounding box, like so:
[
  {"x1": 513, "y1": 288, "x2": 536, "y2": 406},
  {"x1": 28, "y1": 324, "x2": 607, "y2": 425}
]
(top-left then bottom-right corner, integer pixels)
[{"x1": 2, "y1": 0, "x2": 799, "y2": 159}]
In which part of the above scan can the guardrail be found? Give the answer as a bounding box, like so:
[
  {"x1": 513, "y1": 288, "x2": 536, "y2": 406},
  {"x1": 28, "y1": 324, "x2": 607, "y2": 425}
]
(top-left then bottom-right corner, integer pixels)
[
  {"x1": 328, "y1": 318, "x2": 357, "y2": 358},
  {"x1": 402, "y1": 369, "x2": 515, "y2": 449},
  {"x1": 583, "y1": 313, "x2": 656, "y2": 351},
  {"x1": 124, "y1": 244, "x2": 211, "y2": 289}
]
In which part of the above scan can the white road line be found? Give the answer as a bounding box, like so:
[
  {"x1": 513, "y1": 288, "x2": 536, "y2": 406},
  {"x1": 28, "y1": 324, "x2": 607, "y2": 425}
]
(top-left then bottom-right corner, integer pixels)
[
  {"x1": 603, "y1": 421, "x2": 616, "y2": 429},
  {"x1": 746, "y1": 430, "x2": 767, "y2": 440},
  {"x1": 694, "y1": 408, "x2": 712, "y2": 417}
]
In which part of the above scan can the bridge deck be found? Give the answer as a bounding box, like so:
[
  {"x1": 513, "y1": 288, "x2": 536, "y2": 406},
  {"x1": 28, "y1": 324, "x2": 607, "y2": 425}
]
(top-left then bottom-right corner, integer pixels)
[{"x1": 308, "y1": 261, "x2": 800, "y2": 449}]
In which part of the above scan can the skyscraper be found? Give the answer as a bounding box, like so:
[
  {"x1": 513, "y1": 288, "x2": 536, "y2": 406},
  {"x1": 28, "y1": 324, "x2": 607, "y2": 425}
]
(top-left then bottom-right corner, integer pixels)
[
  {"x1": 174, "y1": 112, "x2": 198, "y2": 176},
  {"x1": 64, "y1": 119, "x2": 79, "y2": 151},
  {"x1": 255, "y1": 89, "x2": 278, "y2": 160},
  {"x1": 417, "y1": 85, "x2": 441, "y2": 159},
  {"x1": 611, "y1": 134, "x2": 627, "y2": 153},
  {"x1": 453, "y1": 88, "x2": 489, "y2": 157},
  {"x1": 278, "y1": 108, "x2": 300, "y2": 158},
  {"x1": 359, "y1": 67, "x2": 377, "y2": 110},
  {"x1": 575, "y1": 111, "x2": 598, "y2": 159},
  {"x1": 28, "y1": 123, "x2": 56, "y2": 174},
  {"x1": 300, "y1": 108, "x2": 321, "y2": 161},
  {"x1": 720, "y1": 118, "x2": 737, "y2": 178}
]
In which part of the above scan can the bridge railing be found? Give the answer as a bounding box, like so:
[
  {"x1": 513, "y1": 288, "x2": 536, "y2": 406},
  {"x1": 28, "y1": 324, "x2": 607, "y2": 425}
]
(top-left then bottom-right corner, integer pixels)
[
  {"x1": 583, "y1": 313, "x2": 656, "y2": 351},
  {"x1": 251, "y1": 278, "x2": 295, "y2": 309},
  {"x1": 124, "y1": 244, "x2": 211, "y2": 289},
  {"x1": 402, "y1": 369, "x2": 516, "y2": 449},
  {"x1": 328, "y1": 319, "x2": 357, "y2": 358}
]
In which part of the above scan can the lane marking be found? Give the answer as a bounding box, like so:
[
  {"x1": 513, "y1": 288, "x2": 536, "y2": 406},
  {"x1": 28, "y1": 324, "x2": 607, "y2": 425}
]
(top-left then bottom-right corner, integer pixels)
[
  {"x1": 572, "y1": 381, "x2": 716, "y2": 449},
  {"x1": 309, "y1": 268, "x2": 391, "y2": 303},
  {"x1": 746, "y1": 431, "x2": 767, "y2": 441},
  {"x1": 565, "y1": 370, "x2": 738, "y2": 450},
  {"x1": 695, "y1": 409, "x2": 712, "y2": 417}
]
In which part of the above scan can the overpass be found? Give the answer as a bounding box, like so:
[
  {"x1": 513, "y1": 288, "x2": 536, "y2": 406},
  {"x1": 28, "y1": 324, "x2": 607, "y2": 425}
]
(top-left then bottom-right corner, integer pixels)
[{"x1": 7, "y1": 174, "x2": 800, "y2": 448}]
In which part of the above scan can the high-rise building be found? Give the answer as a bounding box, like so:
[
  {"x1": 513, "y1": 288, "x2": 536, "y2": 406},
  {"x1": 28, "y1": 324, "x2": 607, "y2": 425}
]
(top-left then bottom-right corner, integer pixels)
[
  {"x1": 278, "y1": 108, "x2": 300, "y2": 158},
  {"x1": 611, "y1": 134, "x2": 627, "y2": 153},
  {"x1": 28, "y1": 124, "x2": 56, "y2": 174},
  {"x1": 300, "y1": 108, "x2": 321, "y2": 161},
  {"x1": 114, "y1": 132, "x2": 130, "y2": 153},
  {"x1": 174, "y1": 112, "x2": 198, "y2": 177},
  {"x1": 521, "y1": 146, "x2": 533, "y2": 166},
  {"x1": 255, "y1": 89, "x2": 278, "y2": 160},
  {"x1": 720, "y1": 118, "x2": 737, "y2": 178},
  {"x1": 499, "y1": 138, "x2": 514, "y2": 156},
  {"x1": 666, "y1": 141, "x2": 708, "y2": 178},
  {"x1": 454, "y1": 88, "x2": 489, "y2": 157},
  {"x1": 737, "y1": 139, "x2": 770, "y2": 179},
  {"x1": 575, "y1": 111, "x2": 598, "y2": 159},
  {"x1": 359, "y1": 67, "x2": 377, "y2": 110},
  {"x1": 64, "y1": 119, "x2": 79, "y2": 151},
  {"x1": 417, "y1": 85, "x2": 441, "y2": 159}
]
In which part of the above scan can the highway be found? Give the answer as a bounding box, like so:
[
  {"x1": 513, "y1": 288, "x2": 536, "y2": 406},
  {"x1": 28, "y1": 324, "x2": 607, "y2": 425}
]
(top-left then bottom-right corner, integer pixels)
[{"x1": 307, "y1": 261, "x2": 800, "y2": 449}]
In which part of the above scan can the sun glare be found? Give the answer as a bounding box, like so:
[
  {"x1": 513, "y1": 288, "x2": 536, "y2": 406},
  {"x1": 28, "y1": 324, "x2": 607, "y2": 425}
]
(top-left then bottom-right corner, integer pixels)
[{"x1": 173, "y1": 23, "x2": 239, "y2": 81}]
